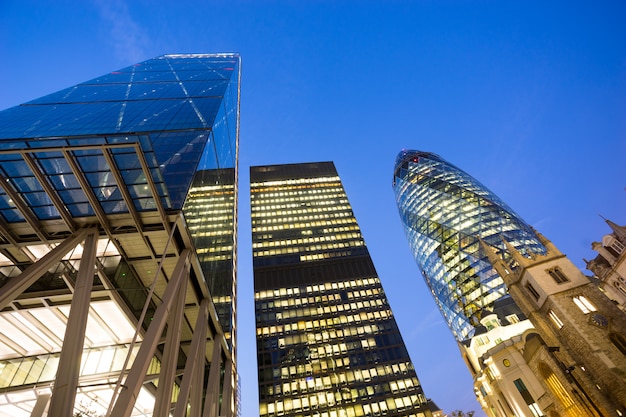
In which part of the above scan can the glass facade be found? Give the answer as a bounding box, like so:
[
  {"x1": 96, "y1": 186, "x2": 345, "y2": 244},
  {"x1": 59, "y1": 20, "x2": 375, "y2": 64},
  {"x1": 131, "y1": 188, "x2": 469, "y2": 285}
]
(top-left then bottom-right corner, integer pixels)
[
  {"x1": 0, "y1": 54, "x2": 240, "y2": 416},
  {"x1": 0, "y1": 53, "x2": 240, "y2": 215},
  {"x1": 392, "y1": 150, "x2": 545, "y2": 341},
  {"x1": 251, "y1": 162, "x2": 434, "y2": 417}
]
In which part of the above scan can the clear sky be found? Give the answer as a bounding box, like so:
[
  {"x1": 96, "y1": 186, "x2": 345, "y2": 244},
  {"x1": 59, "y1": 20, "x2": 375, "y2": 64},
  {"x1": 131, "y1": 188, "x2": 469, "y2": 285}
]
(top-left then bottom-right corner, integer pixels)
[{"x1": 1, "y1": 1, "x2": 625, "y2": 415}]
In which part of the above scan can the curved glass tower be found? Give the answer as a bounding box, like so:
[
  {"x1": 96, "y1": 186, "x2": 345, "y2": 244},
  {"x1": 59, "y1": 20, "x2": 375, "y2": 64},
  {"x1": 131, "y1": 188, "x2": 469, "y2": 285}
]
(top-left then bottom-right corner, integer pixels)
[{"x1": 392, "y1": 150, "x2": 545, "y2": 341}]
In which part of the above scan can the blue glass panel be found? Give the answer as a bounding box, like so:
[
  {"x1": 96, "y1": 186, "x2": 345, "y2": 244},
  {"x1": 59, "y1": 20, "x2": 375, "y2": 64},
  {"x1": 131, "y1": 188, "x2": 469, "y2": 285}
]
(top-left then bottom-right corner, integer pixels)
[
  {"x1": 122, "y1": 170, "x2": 146, "y2": 185},
  {"x1": 128, "y1": 184, "x2": 152, "y2": 199},
  {"x1": 76, "y1": 155, "x2": 109, "y2": 172},
  {"x1": 32, "y1": 205, "x2": 60, "y2": 220},
  {"x1": 182, "y1": 80, "x2": 229, "y2": 98},
  {"x1": 84, "y1": 172, "x2": 117, "y2": 188},
  {"x1": 58, "y1": 189, "x2": 90, "y2": 204},
  {"x1": 93, "y1": 187, "x2": 121, "y2": 202},
  {"x1": 113, "y1": 153, "x2": 141, "y2": 170},
  {"x1": 101, "y1": 200, "x2": 127, "y2": 213},
  {"x1": 66, "y1": 203, "x2": 94, "y2": 217},
  {"x1": 0, "y1": 208, "x2": 25, "y2": 222},
  {"x1": 1, "y1": 161, "x2": 32, "y2": 177},
  {"x1": 135, "y1": 197, "x2": 157, "y2": 211},
  {"x1": 48, "y1": 175, "x2": 81, "y2": 190},
  {"x1": 82, "y1": 71, "x2": 133, "y2": 85}
]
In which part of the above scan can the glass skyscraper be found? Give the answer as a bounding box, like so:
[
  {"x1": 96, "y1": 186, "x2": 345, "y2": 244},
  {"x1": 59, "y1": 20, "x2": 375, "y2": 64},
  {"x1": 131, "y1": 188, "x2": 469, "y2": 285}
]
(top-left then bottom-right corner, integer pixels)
[
  {"x1": 251, "y1": 162, "x2": 436, "y2": 417},
  {"x1": 0, "y1": 54, "x2": 240, "y2": 417},
  {"x1": 392, "y1": 150, "x2": 545, "y2": 341}
]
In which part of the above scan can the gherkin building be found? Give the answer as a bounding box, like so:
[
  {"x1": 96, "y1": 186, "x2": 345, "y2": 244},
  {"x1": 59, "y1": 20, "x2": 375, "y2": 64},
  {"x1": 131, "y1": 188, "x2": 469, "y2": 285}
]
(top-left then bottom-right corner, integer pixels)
[{"x1": 392, "y1": 150, "x2": 545, "y2": 341}]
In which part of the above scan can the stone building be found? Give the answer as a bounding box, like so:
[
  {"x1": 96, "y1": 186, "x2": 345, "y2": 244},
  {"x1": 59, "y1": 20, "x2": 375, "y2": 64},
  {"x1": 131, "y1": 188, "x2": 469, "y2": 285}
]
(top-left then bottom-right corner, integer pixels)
[
  {"x1": 482, "y1": 232, "x2": 626, "y2": 416},
  {"x1": 586, "y1": 218, "x2": 626, "y2": 312}
]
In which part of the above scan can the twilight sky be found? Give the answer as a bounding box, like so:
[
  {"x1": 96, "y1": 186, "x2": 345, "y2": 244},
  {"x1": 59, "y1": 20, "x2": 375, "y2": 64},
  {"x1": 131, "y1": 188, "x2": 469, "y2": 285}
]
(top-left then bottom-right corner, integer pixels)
[{"x1": 1, "y1": 1, "x2": 625, "y2": 415}]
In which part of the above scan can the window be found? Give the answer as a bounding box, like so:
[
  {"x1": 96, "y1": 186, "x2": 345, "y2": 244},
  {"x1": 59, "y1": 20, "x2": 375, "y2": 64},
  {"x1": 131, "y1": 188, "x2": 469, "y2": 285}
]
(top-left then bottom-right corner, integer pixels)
[
  {"x1": 547, "y1": 267, "x2": 569, "y2": 284},
  {"x1": 526, "y1": 283, "x2": 540, "y2": 300},
  {"x1": 610, "y1": 239, "x2": 624, "y2": 254},
  {"x1": 514, "y1": 378, "x2": 543, "y2": 417},
  {"x1": 573, "y1": 295, "x2": 596, "y2": 314},
  {"x1": 548, "y1": 310, "x2": 564, "y2": 329}
]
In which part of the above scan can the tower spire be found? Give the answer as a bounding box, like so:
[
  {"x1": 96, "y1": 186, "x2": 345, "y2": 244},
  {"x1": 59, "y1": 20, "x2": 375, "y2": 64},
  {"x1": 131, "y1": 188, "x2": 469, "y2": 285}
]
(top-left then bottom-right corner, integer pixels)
[
  {"x1": 530, "y1": 227, "x2": 563, "y2": 257},
  {"x1": 478, "y1": 238, "x2": 520, "y2": 285},
  {"x1": 603, "y1": 217, "x2": 626, "y2": 243}
]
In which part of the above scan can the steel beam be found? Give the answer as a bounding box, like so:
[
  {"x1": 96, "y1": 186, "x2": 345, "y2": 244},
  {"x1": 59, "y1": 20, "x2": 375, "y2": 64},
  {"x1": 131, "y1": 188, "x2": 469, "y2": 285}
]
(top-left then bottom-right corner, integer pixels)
[
  {"x1": 173, "y1": 298, "x2": 209, "y2": 417},
  {"x1": 202, "y1": 335, "x2": 222, "y2": 417},
  {"x1": 109, "y1": 249, "x2": 191, "y2": 417},
  {"x1": 30, "y1": 389, "x2": 51, "y2": 417},
  {"x1": 48, "y1": 228, "x2": 99, "y2": 417},
  {"x1": 220, "y1": 358, "x2": 234, "y2": 417},
  {"x1": 0, "y1": 227, "x2": 91, "y2": 310},
  {"x1": 153, "y1": 270, "x2": 188, "y2": 417}
]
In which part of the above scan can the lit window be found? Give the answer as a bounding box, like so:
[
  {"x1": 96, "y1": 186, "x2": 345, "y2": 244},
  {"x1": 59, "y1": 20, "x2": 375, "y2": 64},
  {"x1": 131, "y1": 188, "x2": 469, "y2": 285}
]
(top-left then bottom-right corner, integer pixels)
[
  {"x1": 548, "y1": 310, "x2": 564, "y2": 329},
  {"x1": 573, "y1": 295, "x2": 596, "y2": 314}
]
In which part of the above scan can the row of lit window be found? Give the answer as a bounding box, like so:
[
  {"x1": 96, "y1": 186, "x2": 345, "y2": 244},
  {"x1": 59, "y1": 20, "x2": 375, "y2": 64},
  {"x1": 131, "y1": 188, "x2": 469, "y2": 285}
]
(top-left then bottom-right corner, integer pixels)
[
  {"x1": 257, "y1": 288, "x2": 382, "y2": 310},
  {"x1": 272, "y1": 374, "x2": 420, "y2": 399},
  {"x1": 187, "y1": 215, "x2": 233, "y2": 226},
  {"x1": 301, "y1": 251, "x2": 363, "y2": 262},
  {"x1": 253, "y1": 233, "x2": 362, "y2": 249},
  {"x1": 256, "y1": 316, "x2": 382, "y2": 342},
  {"x1": 188, "y1": 230, "x2": 234, "y2": 239},
  {"x1": 196, "y1": 245, "x2": 234, "y2": 254},
  {"x1": 189, "y1": 182, "x2": 234, "y2": 191},
  {"x1": 197, "y1": 254, "x2": 232, "y2": 261},
  {"x1": 251, "y1": 188, "x2": 345, "y2": 200},
  {"x1": 252, "y1": 200, "x2": 350, "y2": 212},
  {"x1": 260, "y1": 393, "x2": 426, "y2": 417},
  {"x1": 255, "y1": 278, "x2": 380, "y2": 300},
  {"x1": 257, "y1": 310, "x2": 393, "y2": 336},
  {"x1": 252, "y1": 194, "x2": 348, "y2": 207},
  {"x1": 265, "y1": 300, "x2": 387, "y2": 321},
  {"x1": 251, "y1": 176, "x2": 341, "y2": 188},
  {"x1": 253, "y1": 212, "x2": 354, "y2": 226},
  {"x1": 252, "y1": 206, "x2": 353, "y2": 219},
  {"x1": 275, "y1": 361, "x2": 413, "y2": 381},
  {"x1": 253, "y1": 240, "x2": 365, "y2": 257},
  {"x1": 253, "y1": 218, "x2": 357, "y2": 232},
  {"x1": 186, "y1": 196, "x2": 233, "y2": 205}
]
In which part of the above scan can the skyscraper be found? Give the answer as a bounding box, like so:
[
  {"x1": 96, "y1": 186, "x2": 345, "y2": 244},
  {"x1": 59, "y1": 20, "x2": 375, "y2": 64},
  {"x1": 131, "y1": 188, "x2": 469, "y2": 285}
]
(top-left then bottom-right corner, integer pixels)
[
  {"x1": 392, "y1": 150, "x2": 545, "y2": 342},
  {"x1": 251, "y1": 162, "x2": 436, "y2": 417},
  {"x1": 0, "y1": 53, "x2": 240, "y2": 417}
]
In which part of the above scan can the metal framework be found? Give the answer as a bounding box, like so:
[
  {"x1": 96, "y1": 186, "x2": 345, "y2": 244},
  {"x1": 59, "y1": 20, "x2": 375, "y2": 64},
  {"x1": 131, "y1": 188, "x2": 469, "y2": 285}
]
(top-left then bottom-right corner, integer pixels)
[{"x1": 0, "y1": 143, "x2": 234, "y2": 417}]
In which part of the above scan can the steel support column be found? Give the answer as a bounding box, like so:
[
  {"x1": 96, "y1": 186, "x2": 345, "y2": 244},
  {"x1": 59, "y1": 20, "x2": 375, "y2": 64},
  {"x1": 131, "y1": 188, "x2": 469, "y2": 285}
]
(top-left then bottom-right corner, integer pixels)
[
  {"x1": 48, "y1": 228, "x2": 99, "y2": 417},
  {"x1": 202, "y1": 335, "x2": 223, "y2": 417},
  {"x1": 153, "y1": 271, "x2": 188, "y2": 417},
  {"x1": 0, "y1": 227, "x2": 91, "y2": 310},
  {"x1": 30, "y1": 389, "x2": 51, "y2": 417},
  {"x1": 173, "y1": 298, "x2": 209, "y2": 417},
  {"x1": 220, "y1": 358, "x2": 234, "y2": 417},
  {"x1": 110, "y1": 249, "x2": 191, "y2": 417}
]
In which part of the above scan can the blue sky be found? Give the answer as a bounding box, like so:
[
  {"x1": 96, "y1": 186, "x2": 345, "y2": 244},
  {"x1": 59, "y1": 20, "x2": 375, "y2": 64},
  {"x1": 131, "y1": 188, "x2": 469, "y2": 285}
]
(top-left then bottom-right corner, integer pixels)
[{"x1": 1, "y1": 1, "x2": 625, "y2": 415}]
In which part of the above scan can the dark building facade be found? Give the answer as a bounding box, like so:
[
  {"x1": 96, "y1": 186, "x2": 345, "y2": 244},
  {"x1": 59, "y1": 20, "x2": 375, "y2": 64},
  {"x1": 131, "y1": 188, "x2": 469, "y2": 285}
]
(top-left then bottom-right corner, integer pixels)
[
  {"x1": 0, "y1": 54, "x2": 240, "y2": 417},
  {"x1": 251, "y1": 162, "x2": 435, "y2": 417}
]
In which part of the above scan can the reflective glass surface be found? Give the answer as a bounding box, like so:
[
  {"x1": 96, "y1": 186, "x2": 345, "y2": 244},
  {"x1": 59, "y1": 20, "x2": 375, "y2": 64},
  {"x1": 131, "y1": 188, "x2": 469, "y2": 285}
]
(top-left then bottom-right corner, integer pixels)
[
  {"x1": 392, "y1": 150, "x2": 545, "y2": 341},
  {"x1": 0, "y1": 53, "x2": 240, "y2": 222}
]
